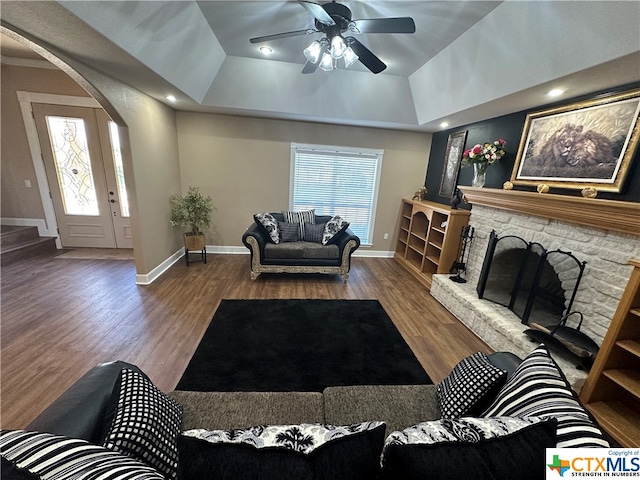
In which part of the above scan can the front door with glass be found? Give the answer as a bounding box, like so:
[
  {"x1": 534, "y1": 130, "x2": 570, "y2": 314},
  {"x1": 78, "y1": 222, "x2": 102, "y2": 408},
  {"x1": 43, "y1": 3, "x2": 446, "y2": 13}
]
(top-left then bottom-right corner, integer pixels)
[{"x1": 32, "y1": 104, "x2": 132, "y2": 248}]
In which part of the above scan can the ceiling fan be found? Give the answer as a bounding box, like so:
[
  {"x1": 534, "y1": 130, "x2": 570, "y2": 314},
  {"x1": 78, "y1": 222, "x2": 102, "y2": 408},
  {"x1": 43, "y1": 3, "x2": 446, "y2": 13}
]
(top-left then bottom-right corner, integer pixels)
[{"x1": 249, "y1": 1, "x2": 416, "y2": 74}]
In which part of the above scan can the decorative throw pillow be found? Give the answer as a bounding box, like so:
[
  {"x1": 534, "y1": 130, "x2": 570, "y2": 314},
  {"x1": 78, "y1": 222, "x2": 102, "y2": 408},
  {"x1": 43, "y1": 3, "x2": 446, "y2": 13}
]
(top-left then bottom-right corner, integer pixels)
[
  {"x1": 437, "y1": 352, "x2": 507, "y2": 418},
  {"x1": 322, "y1": 216, "x2": 349, "y2": 245},
  {"x1": 283, "y1": 209, "x2": 315, "y2": 240},
  {"x1": 101, "y1": 368, "x2": 184, "y2": 479},
  {"x1": 178, "y1": 421, "x2": 386, "y2": 480},
  {"x1": 481, "y1": 344, "x2": 609, "y2": 448},
  {"x1": 0, "y1": 430, "x2": 165, "y2": 480},
  {"x1": 304, "y1": 222, "x2": 326, "y2": 244},
  {"x1": 254, "y1": 213, "x2": 280, "y2": 244},
  {"x1": 379, "y1": 417, "x2": 557, "y2": 480},
  {"x1": 278, "y1": 221, "x2": 300, "y2": 243}
]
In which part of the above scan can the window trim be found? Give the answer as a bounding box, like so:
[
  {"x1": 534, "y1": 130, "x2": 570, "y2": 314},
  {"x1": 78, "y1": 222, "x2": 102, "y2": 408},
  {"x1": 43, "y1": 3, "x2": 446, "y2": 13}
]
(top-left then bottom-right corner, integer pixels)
[{"x1": 289, "y1": 142, "x2": 384, "y2": 246}]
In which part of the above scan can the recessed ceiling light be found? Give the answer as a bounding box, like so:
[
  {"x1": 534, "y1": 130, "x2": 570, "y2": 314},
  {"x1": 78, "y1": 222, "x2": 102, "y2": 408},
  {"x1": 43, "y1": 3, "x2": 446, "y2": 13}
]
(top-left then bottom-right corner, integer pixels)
[
  {"x1": 548, "y1": 89, "x2": 564, "y2": 97},
  {"x1": 440, "y1": 122, "x2": 449, "y2": 128},
  {"x1": 259, "y1": 46, "x2": 273, "y2": 55},
  {"x1": 166, "y1": 95, "x2": 176, "y2": 102}
]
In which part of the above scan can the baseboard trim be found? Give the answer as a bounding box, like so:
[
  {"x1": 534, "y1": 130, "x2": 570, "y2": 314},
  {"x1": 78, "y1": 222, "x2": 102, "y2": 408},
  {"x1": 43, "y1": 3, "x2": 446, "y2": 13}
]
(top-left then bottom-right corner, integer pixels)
[
  {"x1": 353, "y1": 249, "x2": 394, "y2": 258},
  {"x1": 135, "y1": 248, "x2": 183, "y2": 285}
]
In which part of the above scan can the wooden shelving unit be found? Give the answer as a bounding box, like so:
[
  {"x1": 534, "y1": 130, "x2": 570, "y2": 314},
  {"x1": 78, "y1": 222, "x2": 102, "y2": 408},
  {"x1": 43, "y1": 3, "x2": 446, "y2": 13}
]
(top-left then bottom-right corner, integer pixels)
[
  {"x1": 579, "y1": 259, "x2": 640, "y2": 447},
  {"x1": 394, "y1": 198, "x2": 470, "y2": 290}
]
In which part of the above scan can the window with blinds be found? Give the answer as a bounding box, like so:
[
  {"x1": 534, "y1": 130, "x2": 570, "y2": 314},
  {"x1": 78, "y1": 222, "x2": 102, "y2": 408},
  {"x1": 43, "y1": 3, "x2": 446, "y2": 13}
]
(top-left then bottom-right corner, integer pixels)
[{"x1": 290, "y1": 143, "x2": 384, "y2": 245}]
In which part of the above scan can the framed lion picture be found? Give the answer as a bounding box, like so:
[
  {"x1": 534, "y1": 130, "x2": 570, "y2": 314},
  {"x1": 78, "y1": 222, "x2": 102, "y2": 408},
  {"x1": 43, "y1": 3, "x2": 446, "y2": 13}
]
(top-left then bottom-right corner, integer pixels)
[{"x1": 511, "y1": 88, "x2": 640, "y2": 192}]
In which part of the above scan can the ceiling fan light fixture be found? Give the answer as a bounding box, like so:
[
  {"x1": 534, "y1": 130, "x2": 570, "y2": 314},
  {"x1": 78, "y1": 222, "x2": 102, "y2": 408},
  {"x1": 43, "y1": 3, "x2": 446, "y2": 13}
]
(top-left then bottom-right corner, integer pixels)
[
  {"x1": 330, "y1": 35, "x2": 347, "y2": 59},
  {"x1": 319, "y1": 51, "x2": 334, "y2": 71},
  {"x1": 343, "y1": 46, "x2": 358, "y2": 68},
  {"x1": 303, "y1": 40, "x2": 322, "y2": 64}
]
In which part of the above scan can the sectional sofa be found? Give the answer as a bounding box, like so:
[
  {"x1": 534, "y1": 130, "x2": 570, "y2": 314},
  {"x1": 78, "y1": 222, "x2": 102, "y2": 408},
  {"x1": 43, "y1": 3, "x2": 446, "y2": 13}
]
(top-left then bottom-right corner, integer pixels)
[{"x1": 1, "y1": 344, "x2": 608, "y2": 480}]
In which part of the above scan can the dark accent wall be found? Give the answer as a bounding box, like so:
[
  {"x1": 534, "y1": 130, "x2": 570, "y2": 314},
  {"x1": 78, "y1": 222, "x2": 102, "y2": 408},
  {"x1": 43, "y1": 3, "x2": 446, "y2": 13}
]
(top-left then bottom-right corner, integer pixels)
[{"x1": 424, "y1": 83, "x2": 640, "y2": 208}]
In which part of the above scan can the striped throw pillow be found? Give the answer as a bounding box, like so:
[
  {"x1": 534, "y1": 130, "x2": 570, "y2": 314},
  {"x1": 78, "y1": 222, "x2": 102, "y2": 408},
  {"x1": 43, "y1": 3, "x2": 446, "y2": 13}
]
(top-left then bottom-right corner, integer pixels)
[
  {"x1": 0, "y1": 430, "x2": 164, "y2": 479},
  {"x1": 481, "y1": 344, "x2": 609, "y2": 447},
  {"x1": 282, "y1": 209, "x2": 315, "y2": 240}
]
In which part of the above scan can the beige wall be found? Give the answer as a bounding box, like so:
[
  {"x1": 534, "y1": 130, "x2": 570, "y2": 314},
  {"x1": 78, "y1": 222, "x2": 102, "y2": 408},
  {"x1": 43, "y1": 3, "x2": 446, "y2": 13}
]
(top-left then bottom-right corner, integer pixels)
[
  {"x1": 1, "y1": 64, "x2": 90, "y2": 220},
  {"x1": 176, "y1": 112, "x2": 432, "y2": 252}
]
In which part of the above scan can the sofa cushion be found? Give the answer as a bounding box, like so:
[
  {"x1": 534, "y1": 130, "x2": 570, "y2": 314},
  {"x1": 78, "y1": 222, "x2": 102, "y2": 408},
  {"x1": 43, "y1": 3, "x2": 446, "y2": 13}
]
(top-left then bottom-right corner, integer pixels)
[
  {"x1": 323, "y1": 385, "x2": 440, "y2": 435},
  {"x1": 481, "y1": 344, "x2": 609, "y2": 448},
  {"x1": 283, "y1": 209, "x2": 315, "y2": 239},
  {"x1": 168, "y1": 391, "x2": 325, "y2": 431},
  {"x1": 0, "y1": 430, "x2": 164, "y2": 480},
  {"x1": 263, "y1": 242, "x2": 340, "y2": 260},
  {"x1": 177, "y1": 421, "x2": 386, "y2": 480},
  {"x1": 304, "y1": 222, "x2": 326, "y2": 244},
  {"x1": 379, "y1": 416, "x2": 557, "y2": 480},
  {"x1": 322, "y1": 216, "x2": 350, "y2": 245},
  {"x1": 278, "y1": 221, "x2": 299, "y2": 243},
  {"x1": 101, "y1": 368, "x2": 184, "y2": 479},
  {"x1": 437, "y1": 352, "x2": 507, "y2": 419},
  {"x1": 254, "y1": 213, "x2": 280, "y2": 244}
]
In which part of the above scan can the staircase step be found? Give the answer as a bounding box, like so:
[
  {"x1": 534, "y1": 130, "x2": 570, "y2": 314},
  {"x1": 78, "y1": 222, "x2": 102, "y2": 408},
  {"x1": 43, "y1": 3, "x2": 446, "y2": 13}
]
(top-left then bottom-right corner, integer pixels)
[
  {"x1": 0, "y1": 236, "x2": 57, "y2": 265},
  {"x1": 1, "y1": 225, "x2": 41, "y2": 249}
]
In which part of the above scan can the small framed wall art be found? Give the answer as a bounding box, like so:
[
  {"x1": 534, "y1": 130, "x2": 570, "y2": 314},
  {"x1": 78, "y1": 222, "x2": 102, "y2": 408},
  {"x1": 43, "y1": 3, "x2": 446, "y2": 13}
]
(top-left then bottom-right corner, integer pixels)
[{"x1": 439, "y1": 130, "x2": 468, "y2": 197}]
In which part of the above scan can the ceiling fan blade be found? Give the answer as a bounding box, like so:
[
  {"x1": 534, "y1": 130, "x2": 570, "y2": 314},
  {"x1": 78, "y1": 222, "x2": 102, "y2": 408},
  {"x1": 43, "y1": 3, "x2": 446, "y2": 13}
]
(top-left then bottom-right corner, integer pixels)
[
  {"x1": 250, "y1": 29, "x2": 315, "y2": 44},
  {"x1": 298, "y1": 0, "x2": 335, "y2": 26},
  {"x1": 350, "y1": 17, "x2": 416, "y2": 34},
  {"x1": 302, "y1": 60, "x2": 320, "y2": 74},
  {"x1": 348, "y1": 37, "x2": 386, "y2": 74}
]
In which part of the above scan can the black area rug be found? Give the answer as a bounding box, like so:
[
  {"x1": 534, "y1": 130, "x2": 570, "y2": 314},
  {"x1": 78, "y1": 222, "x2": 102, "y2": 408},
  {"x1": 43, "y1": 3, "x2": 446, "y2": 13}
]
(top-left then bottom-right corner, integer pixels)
[{"x1": 176, "y1": 299, "x2": 432, "y2": 392}]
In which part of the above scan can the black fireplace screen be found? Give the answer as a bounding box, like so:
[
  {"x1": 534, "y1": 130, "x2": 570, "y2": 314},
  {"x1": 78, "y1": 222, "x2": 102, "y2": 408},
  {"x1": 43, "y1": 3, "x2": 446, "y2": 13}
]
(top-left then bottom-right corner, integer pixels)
[{"x1": 477, "y1": 230, "x2": 586, "y2": 328}]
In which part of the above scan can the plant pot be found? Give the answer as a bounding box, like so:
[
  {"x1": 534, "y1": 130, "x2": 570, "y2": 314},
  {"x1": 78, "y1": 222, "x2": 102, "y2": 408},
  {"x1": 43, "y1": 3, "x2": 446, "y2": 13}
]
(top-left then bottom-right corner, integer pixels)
[{"x1": 183, "y1": 232, "x2": 205, "y2": 251}]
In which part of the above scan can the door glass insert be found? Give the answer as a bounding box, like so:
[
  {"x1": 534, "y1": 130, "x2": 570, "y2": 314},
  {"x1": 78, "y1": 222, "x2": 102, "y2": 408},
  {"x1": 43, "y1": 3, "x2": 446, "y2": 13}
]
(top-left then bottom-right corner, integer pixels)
[
  {"x1": 45, "y1": 116, "x2": 99, "y2": 216},
  {"x1": 108, "y1": 122, "x2": 130, "y2": 217}
]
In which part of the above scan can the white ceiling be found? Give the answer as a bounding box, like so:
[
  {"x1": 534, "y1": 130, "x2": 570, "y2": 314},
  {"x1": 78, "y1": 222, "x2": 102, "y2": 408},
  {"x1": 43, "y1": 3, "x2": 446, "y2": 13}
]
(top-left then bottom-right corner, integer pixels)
[{"x1": 2, "y1": 1, "x2": 639, "y2": 132}]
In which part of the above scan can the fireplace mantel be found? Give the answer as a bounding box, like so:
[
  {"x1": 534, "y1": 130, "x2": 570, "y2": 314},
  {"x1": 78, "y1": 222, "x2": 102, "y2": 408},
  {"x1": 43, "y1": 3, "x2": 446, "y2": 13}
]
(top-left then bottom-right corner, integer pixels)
[{"x1": 459, "y1": 187, "x2": 640, "y2": 236}]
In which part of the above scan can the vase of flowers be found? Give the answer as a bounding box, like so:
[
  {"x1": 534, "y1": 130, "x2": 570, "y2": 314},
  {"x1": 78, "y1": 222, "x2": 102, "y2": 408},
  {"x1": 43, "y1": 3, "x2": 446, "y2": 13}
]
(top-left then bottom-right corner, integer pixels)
[{"x1": 462, "y1": 139, "x2": 506, "y2": 188}]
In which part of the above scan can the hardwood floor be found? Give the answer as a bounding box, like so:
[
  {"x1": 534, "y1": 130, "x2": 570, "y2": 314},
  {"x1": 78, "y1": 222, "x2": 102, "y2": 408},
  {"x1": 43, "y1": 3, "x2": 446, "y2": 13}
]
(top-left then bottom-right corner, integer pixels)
[{"x1": 0, "y1": 252, "x2": 490, "y2": 429}]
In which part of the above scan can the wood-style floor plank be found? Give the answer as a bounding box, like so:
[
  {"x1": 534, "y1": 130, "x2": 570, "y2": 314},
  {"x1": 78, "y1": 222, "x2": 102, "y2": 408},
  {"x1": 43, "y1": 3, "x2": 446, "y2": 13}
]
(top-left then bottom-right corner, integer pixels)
[{"x1": 1, "y1": 252, "x2": 490, "y2": 429}]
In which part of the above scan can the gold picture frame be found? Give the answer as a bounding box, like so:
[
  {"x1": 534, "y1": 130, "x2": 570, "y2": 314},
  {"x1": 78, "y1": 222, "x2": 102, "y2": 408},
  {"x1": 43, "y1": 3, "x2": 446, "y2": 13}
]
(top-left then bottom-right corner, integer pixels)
[
  {"x1": 511, "y1": 88, "x2": 640, "y2": 192},
  {"x1": 439, "y1": 130, "x2": 467, "y2": 197}
]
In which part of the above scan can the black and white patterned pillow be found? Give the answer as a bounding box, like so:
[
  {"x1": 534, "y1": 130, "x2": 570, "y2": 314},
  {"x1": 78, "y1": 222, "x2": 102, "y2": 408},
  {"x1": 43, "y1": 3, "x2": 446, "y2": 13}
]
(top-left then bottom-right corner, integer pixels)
[
  {"x1": 303, "y1": 222, "x2": 326, "y2": 244},
  {"x1": 184, "y1": 421, "x2": 384, "y2": 455},
  {"x1": 0, "y1": 430, "x2": 165, "y2": 479},
  {"x1": 481, "y1": 344, "x2": 609, "y2": 447},
  {"x1": 278, "y1": 221, "x2": 300, "y2": 243},
  {"x1": 178, "y1": 421, "x2": 387, "y2": 480},
  {"x1": 322, "y1": 216, "x2": 350, "y2": 245},
  {"x1": 102, "y1": 368, "x2": 184, "y2": 479},
  {"x1": 437, "y1": 352, "x2": 507, "y2": 418},
  {"x1": 283, "y1": 209, "x2": 315, "y2": 240},
  {"x1": 254, "y1": 213, "x2": 280, "y2": 244},
  {"x1": 384, "y1": 416, "x2": 551, "y2": 448},
  {"x1": 380, "y1": 417, "x2": 557, "y2": 480}
]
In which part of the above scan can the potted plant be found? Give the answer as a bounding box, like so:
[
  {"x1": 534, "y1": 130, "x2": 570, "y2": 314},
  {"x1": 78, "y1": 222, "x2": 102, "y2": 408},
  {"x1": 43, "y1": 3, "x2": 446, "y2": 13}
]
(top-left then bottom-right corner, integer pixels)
[{"x1": 169, "y1": 186, "x2": 214, "y2": 255}]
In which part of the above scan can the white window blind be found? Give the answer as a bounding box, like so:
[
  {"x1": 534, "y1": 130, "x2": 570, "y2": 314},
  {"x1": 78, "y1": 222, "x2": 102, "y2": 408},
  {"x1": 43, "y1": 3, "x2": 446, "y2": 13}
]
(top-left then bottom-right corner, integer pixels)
[{"x1": 290, "y1": 143, "x2": 383, "y2": 245}]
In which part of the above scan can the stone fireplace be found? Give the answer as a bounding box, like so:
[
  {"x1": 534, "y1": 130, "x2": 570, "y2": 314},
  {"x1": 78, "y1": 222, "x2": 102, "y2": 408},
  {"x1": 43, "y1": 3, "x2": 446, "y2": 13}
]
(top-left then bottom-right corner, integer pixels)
[{"x1": 431, "y1": 187, "x2": 640, "y2": 387}]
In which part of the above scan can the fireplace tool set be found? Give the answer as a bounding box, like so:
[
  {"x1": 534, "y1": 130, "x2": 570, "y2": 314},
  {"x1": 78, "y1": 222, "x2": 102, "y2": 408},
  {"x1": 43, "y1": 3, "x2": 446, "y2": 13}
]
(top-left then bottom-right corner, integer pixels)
[{"x1": 449, "y1": 225, "x2": 474, "y2": 283}]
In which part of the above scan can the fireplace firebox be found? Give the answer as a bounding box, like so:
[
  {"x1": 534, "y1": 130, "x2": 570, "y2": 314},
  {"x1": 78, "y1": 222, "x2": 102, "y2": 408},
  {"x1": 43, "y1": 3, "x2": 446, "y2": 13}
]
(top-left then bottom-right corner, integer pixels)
[{"x1": 476, "y1": 230, "x2": 599, "y2": 368}]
